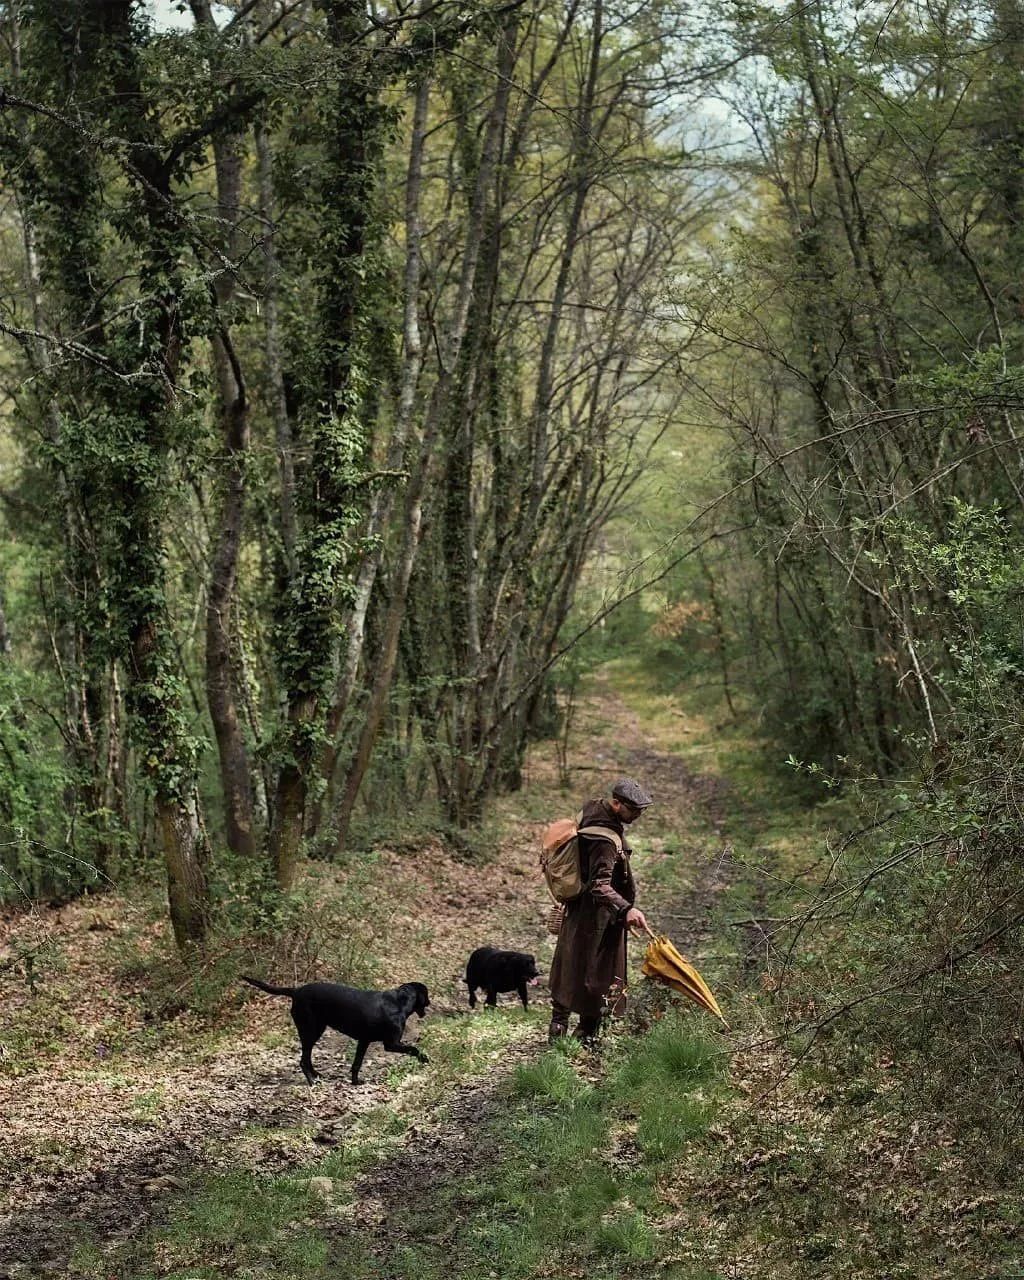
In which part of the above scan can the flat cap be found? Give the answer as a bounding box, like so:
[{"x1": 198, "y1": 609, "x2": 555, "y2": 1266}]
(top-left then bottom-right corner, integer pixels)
[{"x1": 611, "y1": 777, "x2": 653, "y2": 810}]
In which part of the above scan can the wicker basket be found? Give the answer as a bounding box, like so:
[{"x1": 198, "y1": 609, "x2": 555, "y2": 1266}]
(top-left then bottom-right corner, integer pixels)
[{"x1": 546, "y1": 902, "x2": 565, "y2": 936}]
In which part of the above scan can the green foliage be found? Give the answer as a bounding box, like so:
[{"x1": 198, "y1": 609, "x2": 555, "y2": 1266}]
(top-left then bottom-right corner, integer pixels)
[
  {"x1": 133, "y1": 866, "x2": 383, "y2": 1022},
  {"x1": 663, "y1": 0, "x2": 1024, "y2": 774},
  {"x1": 0, "y1": 0, "x2": 701, "y2": 930},
  {"x1": 0, "y1": 655, "x2": 122, "y2": 900}
]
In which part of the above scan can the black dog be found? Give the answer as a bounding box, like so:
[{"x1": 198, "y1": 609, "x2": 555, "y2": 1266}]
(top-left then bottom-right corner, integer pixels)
[
  {"x1": 465, "y1": 947, "x2": 541, "y2": 1010},
  {"x1": 242, "y1": 976, "x2": 430, "y2": 1085}
]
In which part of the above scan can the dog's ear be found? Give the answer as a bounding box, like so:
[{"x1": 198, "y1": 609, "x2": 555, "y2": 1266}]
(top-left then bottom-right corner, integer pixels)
[{"x1": 404, "y1": 981, "x2": 429, "y2": 1005}]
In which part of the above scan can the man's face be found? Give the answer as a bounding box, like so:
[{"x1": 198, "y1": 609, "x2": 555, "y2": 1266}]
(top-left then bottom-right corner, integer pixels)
[{"x1": 613, "y1": 798, "x2": 643, "y2": 824}]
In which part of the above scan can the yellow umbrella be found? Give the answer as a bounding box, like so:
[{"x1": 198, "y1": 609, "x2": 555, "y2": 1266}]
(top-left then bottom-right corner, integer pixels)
[{"x1": 639, "y1": 925, "x2": 728, "y2": 1027}]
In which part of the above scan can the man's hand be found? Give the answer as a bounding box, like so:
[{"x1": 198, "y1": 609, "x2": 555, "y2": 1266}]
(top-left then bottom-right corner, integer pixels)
[{"x1": 625, "y1": 907, "x2": 649, "y2": 935}]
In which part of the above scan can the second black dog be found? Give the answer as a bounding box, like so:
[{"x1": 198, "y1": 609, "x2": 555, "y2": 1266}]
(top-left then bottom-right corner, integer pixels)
[
  {"x1": 242, "y1": 976, "x2": 430, "y2": 1085},
  {"x1": 465, "y1": 946, "x2": 541, "y2": 1009}
]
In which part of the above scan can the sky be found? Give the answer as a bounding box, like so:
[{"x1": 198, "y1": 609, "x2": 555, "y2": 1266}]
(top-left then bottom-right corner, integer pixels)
[
  {"x1": 145, "y1": 0, "x2": 232, "y2": 30},
  {"x1": 141, "y1": 0, "x2": 753, "y2": 155}
]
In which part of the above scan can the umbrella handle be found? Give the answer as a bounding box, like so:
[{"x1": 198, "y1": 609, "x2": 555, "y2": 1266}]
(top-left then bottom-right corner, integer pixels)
[{"x1": 627, "y1": 908, "x2": 657, "y2": 939}]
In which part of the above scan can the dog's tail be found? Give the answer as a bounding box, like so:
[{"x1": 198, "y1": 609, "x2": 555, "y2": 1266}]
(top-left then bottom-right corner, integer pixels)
[{"x1": 241, "y1": 975, "x2": 296, "y2": 998}]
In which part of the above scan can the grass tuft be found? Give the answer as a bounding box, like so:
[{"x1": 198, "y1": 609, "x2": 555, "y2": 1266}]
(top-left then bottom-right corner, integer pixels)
[
  {"x1": 596, "y1": 1209, "x2": 656, "y2": 1259},
  {"x1": 611, "y1": 1015, "x2": 719, "y2": 1092},
  {"x1": 513, "y1": 1049, "x2": 591, "y2": 1104}
]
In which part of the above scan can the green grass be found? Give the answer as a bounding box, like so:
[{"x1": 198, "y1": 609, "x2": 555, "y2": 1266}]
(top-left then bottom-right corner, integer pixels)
[
  {"x1": 65, "y1": 1015, "x2": 557, "y2": 1278},
  {"x1": 412, "y1": 1004, "x2": 548, "y2": 1104},
  {"x1": 611, "y1": 1015, "x2": 719, "y2": 1091},
  {"x1": 596, "y1": 1210, "x2": 656, "y2": 1260},
  {"x1": 392, "y1": 1020, "x2": 727, "y2": 1280},
  {"x1": 513, "y1": 1044, "x2": 590, "y2": 1102},
  {"x1": 156, "y1": 1017, "x2": 716, "y2": 1280}
]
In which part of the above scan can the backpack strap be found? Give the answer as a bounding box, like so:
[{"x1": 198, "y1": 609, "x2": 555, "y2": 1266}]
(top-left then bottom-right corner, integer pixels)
[
  {"x1": 571, "y1": 824, "x2": 625, "y2": 896},
  {"x1": 577, "y1": 824, "x2": 623, "y2": 854}
]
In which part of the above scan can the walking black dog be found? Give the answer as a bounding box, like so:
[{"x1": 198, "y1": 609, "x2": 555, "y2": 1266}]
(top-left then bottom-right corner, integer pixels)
[
  {"x1": 242, "y1": 976, "x2": 430, "y2": 1085},
  {"x1": 465, "y1": 947, "x2": 540, "y2": 1010}
]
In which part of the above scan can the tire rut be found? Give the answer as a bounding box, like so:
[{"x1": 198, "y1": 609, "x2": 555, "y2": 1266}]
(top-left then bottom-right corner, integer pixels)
[
  {"x1": 0, "y1": 1037, "x2": 398, "y2": 1278},
  {"x1": 336, "y1": 1025, "x2": 546, "y2": 1262}
]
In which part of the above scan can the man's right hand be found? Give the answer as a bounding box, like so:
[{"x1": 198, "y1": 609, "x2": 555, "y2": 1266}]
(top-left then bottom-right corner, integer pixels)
[{"x1": 625, "y1": 907, "x2": 649, "y2": 934}]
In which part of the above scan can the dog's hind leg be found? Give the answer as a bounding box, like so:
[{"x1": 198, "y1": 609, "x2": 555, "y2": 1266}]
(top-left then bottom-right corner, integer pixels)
[
  {"x1": 292, "y1": 1010, "x2": 326, "y2": 1085},
  {"x1": 383, "y1": 1039, "x2": 429, "y2": 1066},
  {"x1": 351, "y1": 1039, "x2": 370, "y2": 1085}
]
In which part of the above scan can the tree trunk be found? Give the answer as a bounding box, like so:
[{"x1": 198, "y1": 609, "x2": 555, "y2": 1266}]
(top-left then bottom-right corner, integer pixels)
[
  {"x1": 269, "y1": 0, "x2": 382, "y2": 888},
  {"x1": 96, "y1": 0, "x2": 212, "y2": 943},
  {"x1": 332, "y1": 20, "x2": 519, "y2": 855},
  {"x1": 255, "y1": 117, "x2": 299, "y2": 577},
  {"x1": 192, "y1": 1, "x2": 257, "y2": 860},
  {"x1": 204, "y1": 347, "x2": 256, "y2": 859},
  {"x1": 311, "y1": 73, "x2": 431, "y2": 837},
  {"x1": 157, "y1": 792, "x2": 211, "y2": 948}
]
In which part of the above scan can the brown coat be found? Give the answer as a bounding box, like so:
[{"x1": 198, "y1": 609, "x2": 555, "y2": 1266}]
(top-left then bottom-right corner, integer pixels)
[{"x1": 548, "y1": 798, "x2": 637, "y2": 1017}]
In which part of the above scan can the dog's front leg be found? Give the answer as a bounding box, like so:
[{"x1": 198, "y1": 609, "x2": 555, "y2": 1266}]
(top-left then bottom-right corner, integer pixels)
[
  {"x1": 351, "y1": 1039, "x2": 370, "y2": 1085},
  {"x1": 517, "y1": 981, "x2": 529, "y2": 1009},
  {"x1": 384, "y1": 1040, "x2": 429, "y2": 1065}
]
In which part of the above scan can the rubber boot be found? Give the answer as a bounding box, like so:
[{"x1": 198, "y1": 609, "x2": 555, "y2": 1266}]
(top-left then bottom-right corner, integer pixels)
[
  {"x1": 574, "y1": 1013, "x2": 602, "y2": 1047},
  {"x1": 548, "y1": 1000, "x2": 570, "y2": 1044}
]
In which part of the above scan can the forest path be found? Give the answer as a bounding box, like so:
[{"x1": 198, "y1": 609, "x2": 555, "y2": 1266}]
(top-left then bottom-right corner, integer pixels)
[
  {"x1": 0, "y1": 668, "x2": 733, "y2": 1278},
  {"x1": 317, "y1": 668, "x2": 735, "y2": 1274}
]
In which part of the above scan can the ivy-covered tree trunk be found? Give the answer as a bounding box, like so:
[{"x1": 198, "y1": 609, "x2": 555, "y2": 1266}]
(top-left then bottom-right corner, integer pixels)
[
  {"x1": 269, "y1": 0, "x2": 384, "y2": 889},
  {"x1": 99, "y1": 0, "x2": 212, "y2": 945},
  {"x1": 10, "y1": 0, "x2": 213, "y2": 944},
  {"x1": 311, "y1": 72, "x2": 431, "y2": 841},
  {"x1": 331, "y1": 19, "x2": 519, "y2": 855},
  {"x1": 188, "y1": 0, "x2": 257, "y2": 861}
]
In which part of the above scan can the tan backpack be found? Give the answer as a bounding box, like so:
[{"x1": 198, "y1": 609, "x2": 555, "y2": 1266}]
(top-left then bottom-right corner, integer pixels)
[{"x1": 540, "y1": 813, "x2": 623, "y2": 903}]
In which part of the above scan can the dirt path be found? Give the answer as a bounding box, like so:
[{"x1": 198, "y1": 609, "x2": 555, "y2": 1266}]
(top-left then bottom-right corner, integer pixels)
[
  {"x1": 0, "y1": 832, "x2": 545, "y2": 1278},
  {"x1": 0, "y1": 676, "x2": 732, "y2": 1278},
  {"x1": 1, "y1": 1037, "x2": 386, "y2": 1275},
  {"x1": 322, "y1": 675, "x2": 736, "y2": 1267}
]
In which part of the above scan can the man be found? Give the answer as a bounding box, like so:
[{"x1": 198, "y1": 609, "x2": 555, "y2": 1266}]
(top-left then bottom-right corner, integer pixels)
[{"x1": 548, "y1": 777, "x2": 652, "y2": 1043}]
